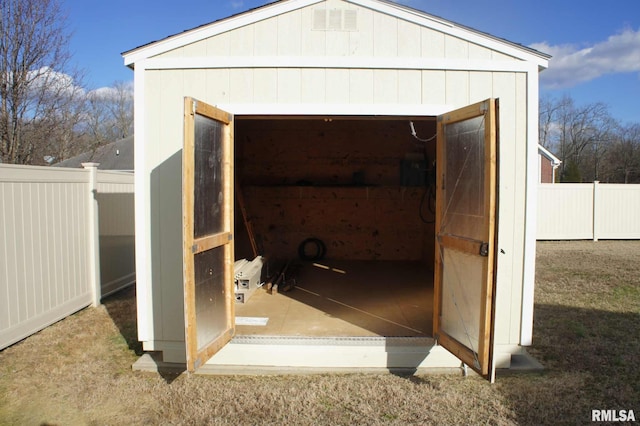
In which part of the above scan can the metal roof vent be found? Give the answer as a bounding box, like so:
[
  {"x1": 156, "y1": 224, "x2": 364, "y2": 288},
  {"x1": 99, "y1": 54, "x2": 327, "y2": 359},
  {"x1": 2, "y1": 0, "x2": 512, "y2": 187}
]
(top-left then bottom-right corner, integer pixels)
[{"x1": 313, "y1": 8, "x2": 358, "y2": 31}]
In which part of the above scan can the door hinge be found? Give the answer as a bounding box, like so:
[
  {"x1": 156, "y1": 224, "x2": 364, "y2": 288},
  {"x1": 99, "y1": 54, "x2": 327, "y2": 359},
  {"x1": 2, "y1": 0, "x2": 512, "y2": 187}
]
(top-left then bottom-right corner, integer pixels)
[
  {"x1": 479, "y1": 242, "x2": 489, "y2": 257},
  {"x1": 228, "y1": 233, "x2": 233, "y2": 241}
]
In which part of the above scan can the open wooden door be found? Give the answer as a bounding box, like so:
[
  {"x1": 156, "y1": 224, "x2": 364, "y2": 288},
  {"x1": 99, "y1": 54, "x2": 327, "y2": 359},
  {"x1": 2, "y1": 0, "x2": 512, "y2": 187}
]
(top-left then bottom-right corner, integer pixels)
[
  {"x1": 183, "y1": 97, "x2": 235, "y2": 372},
  {"x1": 433, "y1": 99, "x2": 498, "y2": 380}
]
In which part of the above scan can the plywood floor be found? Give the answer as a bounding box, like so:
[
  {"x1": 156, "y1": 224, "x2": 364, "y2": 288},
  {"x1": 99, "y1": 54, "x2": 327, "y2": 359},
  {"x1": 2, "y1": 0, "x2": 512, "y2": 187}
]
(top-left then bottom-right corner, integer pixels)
[{"x1": 235, "y1": 260, "x2": 433, "y2": 337}]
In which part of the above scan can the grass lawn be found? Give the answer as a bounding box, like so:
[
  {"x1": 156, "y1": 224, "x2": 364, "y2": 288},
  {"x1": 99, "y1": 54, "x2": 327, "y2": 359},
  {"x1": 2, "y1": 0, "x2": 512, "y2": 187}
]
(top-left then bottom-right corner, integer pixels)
[{"x1": 1, "y1": 241, "x2": 639, "y2": 425}]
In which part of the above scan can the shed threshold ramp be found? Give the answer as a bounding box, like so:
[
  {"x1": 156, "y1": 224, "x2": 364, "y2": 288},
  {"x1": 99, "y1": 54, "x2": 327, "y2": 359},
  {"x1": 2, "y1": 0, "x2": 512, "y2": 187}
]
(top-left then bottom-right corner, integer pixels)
[
  {"x1": 202, "y1": 335, "x2": 465, "y2": 373},
  {"x1": 230, "y1": 335, "x2": 435, "y2": 346},
  {"x1": 132, "y1": 336, "x2": 543, "y2": 375}
]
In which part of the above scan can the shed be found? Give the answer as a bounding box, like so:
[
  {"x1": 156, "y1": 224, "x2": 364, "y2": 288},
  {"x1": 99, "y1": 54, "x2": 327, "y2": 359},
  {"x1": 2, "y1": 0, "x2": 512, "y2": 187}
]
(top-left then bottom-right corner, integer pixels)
[{"x1": 123, "y1": 0, "x2": 549, "y2": 380}]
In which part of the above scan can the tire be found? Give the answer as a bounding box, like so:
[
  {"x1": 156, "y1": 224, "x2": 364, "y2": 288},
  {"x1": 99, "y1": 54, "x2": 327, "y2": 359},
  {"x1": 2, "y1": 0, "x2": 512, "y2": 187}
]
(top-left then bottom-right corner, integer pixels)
[{"x1": 297, "y1": 238, "x2": 326, "y2": 261}]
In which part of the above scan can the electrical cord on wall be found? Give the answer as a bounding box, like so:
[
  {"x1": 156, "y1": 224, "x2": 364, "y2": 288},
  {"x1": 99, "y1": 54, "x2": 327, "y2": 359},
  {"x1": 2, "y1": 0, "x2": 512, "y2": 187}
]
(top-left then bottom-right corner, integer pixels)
[
  {"x1": 409, "y1": 121, "x2": 437, "y2": 224},
  {"x1": 420, "y1": 179, "x2": 436, "y2": 224},
  {"x1": 410, "y1": 121, "x2": 437, "y2": 143}
]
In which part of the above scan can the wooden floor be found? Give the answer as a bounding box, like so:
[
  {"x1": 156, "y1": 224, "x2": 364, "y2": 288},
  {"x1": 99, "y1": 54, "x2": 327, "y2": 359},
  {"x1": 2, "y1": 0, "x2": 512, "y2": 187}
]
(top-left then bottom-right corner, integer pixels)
[{"x1": 235, "y1": 260, "x2": 434, "y2": 337}]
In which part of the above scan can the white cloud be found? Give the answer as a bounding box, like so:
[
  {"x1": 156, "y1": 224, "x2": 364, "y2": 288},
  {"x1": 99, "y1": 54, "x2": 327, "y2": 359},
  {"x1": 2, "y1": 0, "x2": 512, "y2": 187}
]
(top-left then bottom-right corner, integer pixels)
[
  {"x1": 28, "y1": 67, "x2": 84, "y2": 96},
  {"x1": 532, "y1": 28, "x2": 640, "y2": 89},
  {"x1": 90, "y1": 81, "x2": 134, "y2": 99}
]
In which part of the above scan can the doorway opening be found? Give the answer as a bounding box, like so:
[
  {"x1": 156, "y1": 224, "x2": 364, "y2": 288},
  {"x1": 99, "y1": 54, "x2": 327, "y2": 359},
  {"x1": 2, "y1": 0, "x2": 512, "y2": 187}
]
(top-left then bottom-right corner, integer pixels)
[
  {"x1": 232, "y1": 116, "x2": 438, "y2": 339},
  {"x1": 182, "y1": 99, "x2": 497, "y2": 377}
]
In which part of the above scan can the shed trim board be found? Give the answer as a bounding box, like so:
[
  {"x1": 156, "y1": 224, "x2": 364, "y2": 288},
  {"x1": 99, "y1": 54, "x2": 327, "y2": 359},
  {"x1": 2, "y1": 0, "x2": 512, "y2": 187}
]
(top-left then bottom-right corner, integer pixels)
[
  {"x1": 143, "y1": 57, "x2": 538, "y2": 74},
  {"x1": 125, "y1": 0, "x2": 547, "y2": 372},
  {"x1": 521, "y1": 71, "x2": 539, "y2": 346}
]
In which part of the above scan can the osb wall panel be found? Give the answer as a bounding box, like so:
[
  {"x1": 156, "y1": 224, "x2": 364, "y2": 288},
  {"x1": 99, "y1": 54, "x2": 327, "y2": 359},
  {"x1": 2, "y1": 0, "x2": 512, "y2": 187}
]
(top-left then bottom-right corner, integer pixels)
[
  {"x1": 236, "y1": 118, "x2": 436, "y2": 262},
  {"x1": 241, "y1": 185, "x2": 435, "y2": 262},
  {"x1": 237, "y1": 118, "x2": 435, "y2": 186}
]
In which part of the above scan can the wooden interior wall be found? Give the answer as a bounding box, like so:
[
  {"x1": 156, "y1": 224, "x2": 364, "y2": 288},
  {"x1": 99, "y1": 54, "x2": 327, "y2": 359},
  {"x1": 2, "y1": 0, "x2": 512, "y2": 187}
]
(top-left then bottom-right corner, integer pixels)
[{"x1": 235, "y1": 118, "x2": 436, "y2": 263}]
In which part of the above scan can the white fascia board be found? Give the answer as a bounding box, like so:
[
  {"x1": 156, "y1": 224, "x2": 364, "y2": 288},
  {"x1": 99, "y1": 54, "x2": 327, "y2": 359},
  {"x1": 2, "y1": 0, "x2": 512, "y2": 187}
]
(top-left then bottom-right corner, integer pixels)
[
  {"x1": 215, "y1": 103, "x2": 451, "y2": 116},
  {"x1": 145, "y1": 56, "x2": 536, "y2": 73},
  {"x1": 123, "y1": 0, "x2": 323, "y2": 66},
  {"x1": 347, "y1": 0, "x2": 549, "y2": 69}
]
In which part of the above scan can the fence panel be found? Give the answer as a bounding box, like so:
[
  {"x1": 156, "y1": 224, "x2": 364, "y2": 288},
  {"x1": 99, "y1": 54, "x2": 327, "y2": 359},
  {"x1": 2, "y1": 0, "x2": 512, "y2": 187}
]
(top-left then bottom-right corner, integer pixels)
[
  {"x1": 537, "y1": 184, "x2": 594, "y2": 240},
  {"x1": 595, "y1": 184, "x2": 640, "y2": 239},
  {"x1": 0, "y1": 165, "x2": 135, "y2": 350},
  {"x1": 537, "y1": 183, "x2": 640, "y2": 240},
  {"x1": 96, "y1": 169, "x2": 135, "y2": 297},
  {"x1": 98, "y1": 190, "x2": 135, "y2": 297},
  {"x1": 0, "y1": 165, "x2": 93, "y2": 350}
]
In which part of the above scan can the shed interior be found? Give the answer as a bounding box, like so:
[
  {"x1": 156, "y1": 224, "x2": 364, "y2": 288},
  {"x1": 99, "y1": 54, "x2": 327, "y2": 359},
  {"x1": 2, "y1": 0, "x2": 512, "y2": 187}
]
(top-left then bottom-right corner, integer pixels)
[{"x1": 233, "y1": 116, "x2": 438, "y2": 338}]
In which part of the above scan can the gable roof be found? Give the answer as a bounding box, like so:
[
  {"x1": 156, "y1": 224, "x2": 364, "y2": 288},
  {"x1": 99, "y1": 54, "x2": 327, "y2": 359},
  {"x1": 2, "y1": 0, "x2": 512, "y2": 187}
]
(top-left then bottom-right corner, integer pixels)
[
  {"x1": 122, "y1": 0, "x2": 550, "y2": 68},
  {"x1": 54, "y1": 136, "x2": 134, "y2": 171}
]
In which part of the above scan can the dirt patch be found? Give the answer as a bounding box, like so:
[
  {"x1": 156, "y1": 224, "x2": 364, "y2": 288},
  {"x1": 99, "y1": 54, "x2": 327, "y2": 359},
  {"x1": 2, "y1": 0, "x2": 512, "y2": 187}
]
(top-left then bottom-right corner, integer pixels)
[{"x1": 1, "y1": 241, "x2": 639, "y2": 424}]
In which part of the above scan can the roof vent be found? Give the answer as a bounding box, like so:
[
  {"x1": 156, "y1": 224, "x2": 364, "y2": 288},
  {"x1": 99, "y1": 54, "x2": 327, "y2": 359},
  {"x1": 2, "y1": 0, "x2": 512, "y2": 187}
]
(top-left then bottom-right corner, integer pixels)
[
  {"x1": 313, "y1": 9, "x2": 326, "y2": 30},
  {"x1": 343, "y1": 10, "x2": 357, "y2": 31},
  {"x1": 313, "y1": 8, "x2": 358, "y2": 31}
]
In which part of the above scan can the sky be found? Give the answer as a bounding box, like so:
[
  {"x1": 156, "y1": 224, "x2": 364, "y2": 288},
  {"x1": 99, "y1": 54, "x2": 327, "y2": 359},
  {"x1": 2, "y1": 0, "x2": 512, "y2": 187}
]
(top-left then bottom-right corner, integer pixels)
[{"x1": 62, "y1": 0, "x2": 640, "y2": 124}]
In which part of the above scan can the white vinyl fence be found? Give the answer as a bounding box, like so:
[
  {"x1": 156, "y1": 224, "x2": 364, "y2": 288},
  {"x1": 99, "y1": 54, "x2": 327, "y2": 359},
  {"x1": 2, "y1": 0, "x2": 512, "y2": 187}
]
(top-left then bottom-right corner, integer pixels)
[
  {"x1": 0, "y1": 163, "x2": 135, "y2": 350},
  {"x1": 537, "y1": 182, "x2": 640, "y2": 240}
]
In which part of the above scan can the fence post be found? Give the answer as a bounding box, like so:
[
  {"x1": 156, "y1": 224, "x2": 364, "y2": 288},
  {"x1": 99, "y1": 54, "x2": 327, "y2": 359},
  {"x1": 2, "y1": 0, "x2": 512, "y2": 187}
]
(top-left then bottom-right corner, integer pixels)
[
  {"x1": 83, "y1": 163, "x2": 102, "y2": 306},
  {"x1": 592, "y1": 181, "x2": 599, "y2": 242}
]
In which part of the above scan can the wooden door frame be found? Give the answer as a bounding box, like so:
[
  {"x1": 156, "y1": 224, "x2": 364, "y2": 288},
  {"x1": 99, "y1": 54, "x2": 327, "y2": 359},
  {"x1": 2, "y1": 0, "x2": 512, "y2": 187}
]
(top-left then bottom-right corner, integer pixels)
[
  {"x1": 183, "y1": 97, "x2": 235, "y2": 372},
  {"x1": 432, "y1": 98, "x2": 498, "y2": 379}
]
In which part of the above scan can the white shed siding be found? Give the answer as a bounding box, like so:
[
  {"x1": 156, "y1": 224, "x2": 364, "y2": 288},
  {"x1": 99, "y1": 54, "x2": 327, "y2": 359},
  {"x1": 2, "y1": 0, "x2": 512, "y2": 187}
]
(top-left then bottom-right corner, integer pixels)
[
  {"x1": 156, "y1": 3, "x2": 516, "y2": 63},
  {"x1": 156, "y1": 67, "x2": 530, "y2": 113},
  {"x1": 493, "y1": 72, "x2": 529, "y2": 346},
  {"x1": 397, "y1": 18, "x2": 421, "y2": 57},
  {"x1": 140, "y1": 67, "x2": 530, "y2": 350},
  {"x1": 421, "y1": 28, "x2": 445, "y2": 57},
  {"x1": 398, "y1": 69, "x2": 422, "y2": 104},
  {"x1": 301, "y1": 69, "x2": 326, "y2": 102},
  {"x1": 421, "y1": 70, "x2": 446, "y2": 104}
]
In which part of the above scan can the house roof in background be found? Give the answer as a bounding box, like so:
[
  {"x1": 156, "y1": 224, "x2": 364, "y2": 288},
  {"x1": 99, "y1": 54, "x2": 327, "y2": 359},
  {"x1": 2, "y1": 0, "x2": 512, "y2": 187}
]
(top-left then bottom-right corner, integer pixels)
[
  {"x1": 54, "y1": 135, "x2": 134, "y2": 171},
  {"x1": 538, "y1": 144, "x2": 562, "y2": 165}
]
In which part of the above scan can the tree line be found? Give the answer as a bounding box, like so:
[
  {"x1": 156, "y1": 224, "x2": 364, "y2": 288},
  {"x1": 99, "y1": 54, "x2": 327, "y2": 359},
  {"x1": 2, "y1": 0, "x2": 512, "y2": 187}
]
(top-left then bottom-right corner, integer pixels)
[
  {"x1": 539, "y1": 95, "x2": 640, "y2": 183},
  {"x1": 0, "y1": 0, "x2": 132, "y2": 166}
]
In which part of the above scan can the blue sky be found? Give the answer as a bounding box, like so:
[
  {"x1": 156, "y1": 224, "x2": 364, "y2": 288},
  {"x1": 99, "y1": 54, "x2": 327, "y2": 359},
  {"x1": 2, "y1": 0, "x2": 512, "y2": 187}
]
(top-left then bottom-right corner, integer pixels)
[{"x1": 62, "y1": 0, "x2": 640, "y2": 123}]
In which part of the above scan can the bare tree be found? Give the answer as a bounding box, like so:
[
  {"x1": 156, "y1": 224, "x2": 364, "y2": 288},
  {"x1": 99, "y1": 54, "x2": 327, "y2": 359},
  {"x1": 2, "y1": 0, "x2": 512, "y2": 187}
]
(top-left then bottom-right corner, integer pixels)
[
  {"x1": 603, "y1": 124, "x2": 640, "y2": 183},
  {"x1": 0, "y1": 0, "x2": 83, "y2": 164},
  {"x1": 538, "y1": 95, "x2": 560, "y2": 149},
  {"x1": 539, "y1": 95, "x2": 614, "y2": 182},
  {"x1": 107, "y1": 81, "x2": 134, "y2": 140},
  {"x1": 82, "y1": 81, "x2": 133, "y2": 150}
]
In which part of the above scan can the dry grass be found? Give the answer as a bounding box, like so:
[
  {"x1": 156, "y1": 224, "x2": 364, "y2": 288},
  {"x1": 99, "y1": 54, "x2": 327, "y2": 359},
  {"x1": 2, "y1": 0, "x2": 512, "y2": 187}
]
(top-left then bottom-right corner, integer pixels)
[{"x1": 1, "y1": 241, "x2": 639, "y2": 425}]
